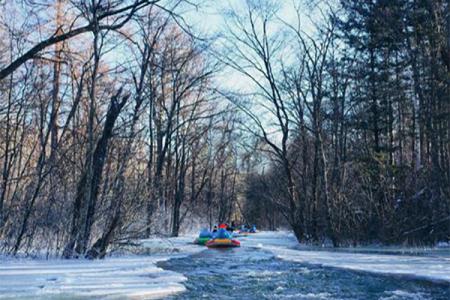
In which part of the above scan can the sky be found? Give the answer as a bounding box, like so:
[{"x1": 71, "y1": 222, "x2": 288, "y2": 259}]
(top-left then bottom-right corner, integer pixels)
[
  {"x1": 179, "y1": 0, "x2": 319, "y2": 83},
  {"x1": 174, "y1": 0, "x2": 313, "y2": 93},
  {"x1": 172, "y1": 0, "x2": 320, "y2": 161},
  {"x1": 180, "y1": 0, "x2": 313, "y2": 36}
]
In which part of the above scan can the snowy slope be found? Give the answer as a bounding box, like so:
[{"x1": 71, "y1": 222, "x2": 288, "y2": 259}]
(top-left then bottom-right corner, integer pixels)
[
  {"x1": 0, "y1": 235, "x2": 202, "y2": 300},
  {"x1": 244, "y1": 231, "x2": 450, "y2": 284}
]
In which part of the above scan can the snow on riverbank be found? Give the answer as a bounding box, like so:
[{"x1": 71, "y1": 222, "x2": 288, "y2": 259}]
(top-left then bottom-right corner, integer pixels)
[
  {"x1": 1, "y1": 231, "x2": 449, "y2": 299},
  {"x1": 0, "y1": 235, "x2": 202, "y2": 299},
  {"x1": 245, "y1": 231, "x2": 450, "y2": 284}
]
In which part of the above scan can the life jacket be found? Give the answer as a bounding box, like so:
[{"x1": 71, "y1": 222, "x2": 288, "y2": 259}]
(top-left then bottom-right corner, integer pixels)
[
  {"x1": 199, "y1": 228, "x2": 212, "y2": 238},
  {"x1": 214, "y1": 228, "x2": 231, "y2": 239}
]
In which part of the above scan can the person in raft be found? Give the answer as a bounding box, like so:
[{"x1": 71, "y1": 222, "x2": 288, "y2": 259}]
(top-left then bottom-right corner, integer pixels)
[
  {"x1": 215, "y1": 228, "x2": 232, "y2": 239},
  {"x1": 231, "y1": 221, "x2": 237, "y2": 230},
  {"x1": 227, "y1": 221, "x2": 237, "y2": 232},
  {"x1": 199, "y1": 228, "x2": 212, "y2": 238}
]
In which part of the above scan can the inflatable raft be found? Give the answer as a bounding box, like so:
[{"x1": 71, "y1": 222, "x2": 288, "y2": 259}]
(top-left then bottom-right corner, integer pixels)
[
  {"x1": 206, "y1": 228, "x2": 240, "y2": 248},
  {"x1": 206, "y1": 238, "x2": 240, "y2": 248},
  {"x1": 194, "y1": 229, "x2": 213, "y2": 245},
  {"x1": 194, "y1": 236, "x2": 211, "y2": 245}
]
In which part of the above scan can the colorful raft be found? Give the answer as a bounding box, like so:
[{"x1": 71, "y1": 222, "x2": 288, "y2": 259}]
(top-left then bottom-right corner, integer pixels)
[
  {"x1": 194, "y1": 237, "x2": 211, "y2": 245},
  {"x1": 206, "y1": 228, "x2": 240, "y2": 248},
  {"x1": 206, "y1": 238, "x2": 240, "y2": 248},
  {"x1": 238, "y1": 231, "x2": 250, "y2": 236},
  {"x1": 194, "y1": 229, "x2": 213, "y2": 245},
  {"x1": 239, "y1": 225, "x2": 257, "y2": 235}
]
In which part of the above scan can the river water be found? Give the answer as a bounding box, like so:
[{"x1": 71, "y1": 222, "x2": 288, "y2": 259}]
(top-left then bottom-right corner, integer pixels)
[{"x1": 159, "y1": 246, "x2": 450, "y2": 300}]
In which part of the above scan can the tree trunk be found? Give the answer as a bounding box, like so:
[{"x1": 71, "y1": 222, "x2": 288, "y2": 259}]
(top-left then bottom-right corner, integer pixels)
[{"x1": 63, "y1": 90, "x2": 129, "y2": 258}]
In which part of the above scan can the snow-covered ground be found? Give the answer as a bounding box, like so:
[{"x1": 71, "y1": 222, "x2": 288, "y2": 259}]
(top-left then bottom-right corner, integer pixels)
[
  {"x1": 244, "y1": 231, "x2": 450, "y2": 284},
  {"x1": 1, "y1": 232, "x2": 450, "y2": 299},
  {"x1": 0, "y1": 235, "x2": 201, "y2": 300}
]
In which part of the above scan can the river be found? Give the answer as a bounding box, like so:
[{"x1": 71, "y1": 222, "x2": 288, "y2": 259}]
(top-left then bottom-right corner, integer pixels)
[{"x1": 159, "y1": 242, "x2": 450, "y2": 299}]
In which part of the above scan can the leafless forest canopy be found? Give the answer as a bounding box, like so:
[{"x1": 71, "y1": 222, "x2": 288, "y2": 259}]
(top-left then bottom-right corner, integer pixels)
[{"x1": 0, "y1": 0, "x2": 450, "y2": 258}]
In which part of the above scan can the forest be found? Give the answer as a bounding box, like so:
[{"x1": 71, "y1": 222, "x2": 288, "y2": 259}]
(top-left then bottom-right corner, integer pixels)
[{"x1": 0, "y1": 0, "x2": 449, "y2": 260}]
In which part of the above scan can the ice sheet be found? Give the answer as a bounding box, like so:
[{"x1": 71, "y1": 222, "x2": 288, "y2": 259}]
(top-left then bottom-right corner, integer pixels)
[{"x1": 0, "y1": 235, "x2": 202, "y2": 299}]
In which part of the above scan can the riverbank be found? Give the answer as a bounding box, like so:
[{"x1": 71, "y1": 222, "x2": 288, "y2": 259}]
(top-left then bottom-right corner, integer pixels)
[
  {"x1": 1, "y1": 232, "x2": 450, "y2": 299},
  {"x1": 0, "y1": 235, "x2": 201, "y2": 299},
  {"x1": 244, "y1": 232, "x2": 450, "y2": 284}
]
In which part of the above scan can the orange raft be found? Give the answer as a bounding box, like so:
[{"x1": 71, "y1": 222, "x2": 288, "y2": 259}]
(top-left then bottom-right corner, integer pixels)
[{"x1": 206, "y1": 238, "x2": 241, "y2": 248}]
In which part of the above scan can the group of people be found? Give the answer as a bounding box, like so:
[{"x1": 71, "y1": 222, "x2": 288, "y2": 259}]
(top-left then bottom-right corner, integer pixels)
[
  {"x1": 211, "y1": 222, "x2": 257, "y2": 234},
  {"x1": 196, "y1": 221, "x2": 257, "y2": 247},
  {"x1": 240, "y1": 224, "x2": 257, "y2": 233},
  {"x1": 212, "y1": 222, "x2": 236, "y2": 233}
]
